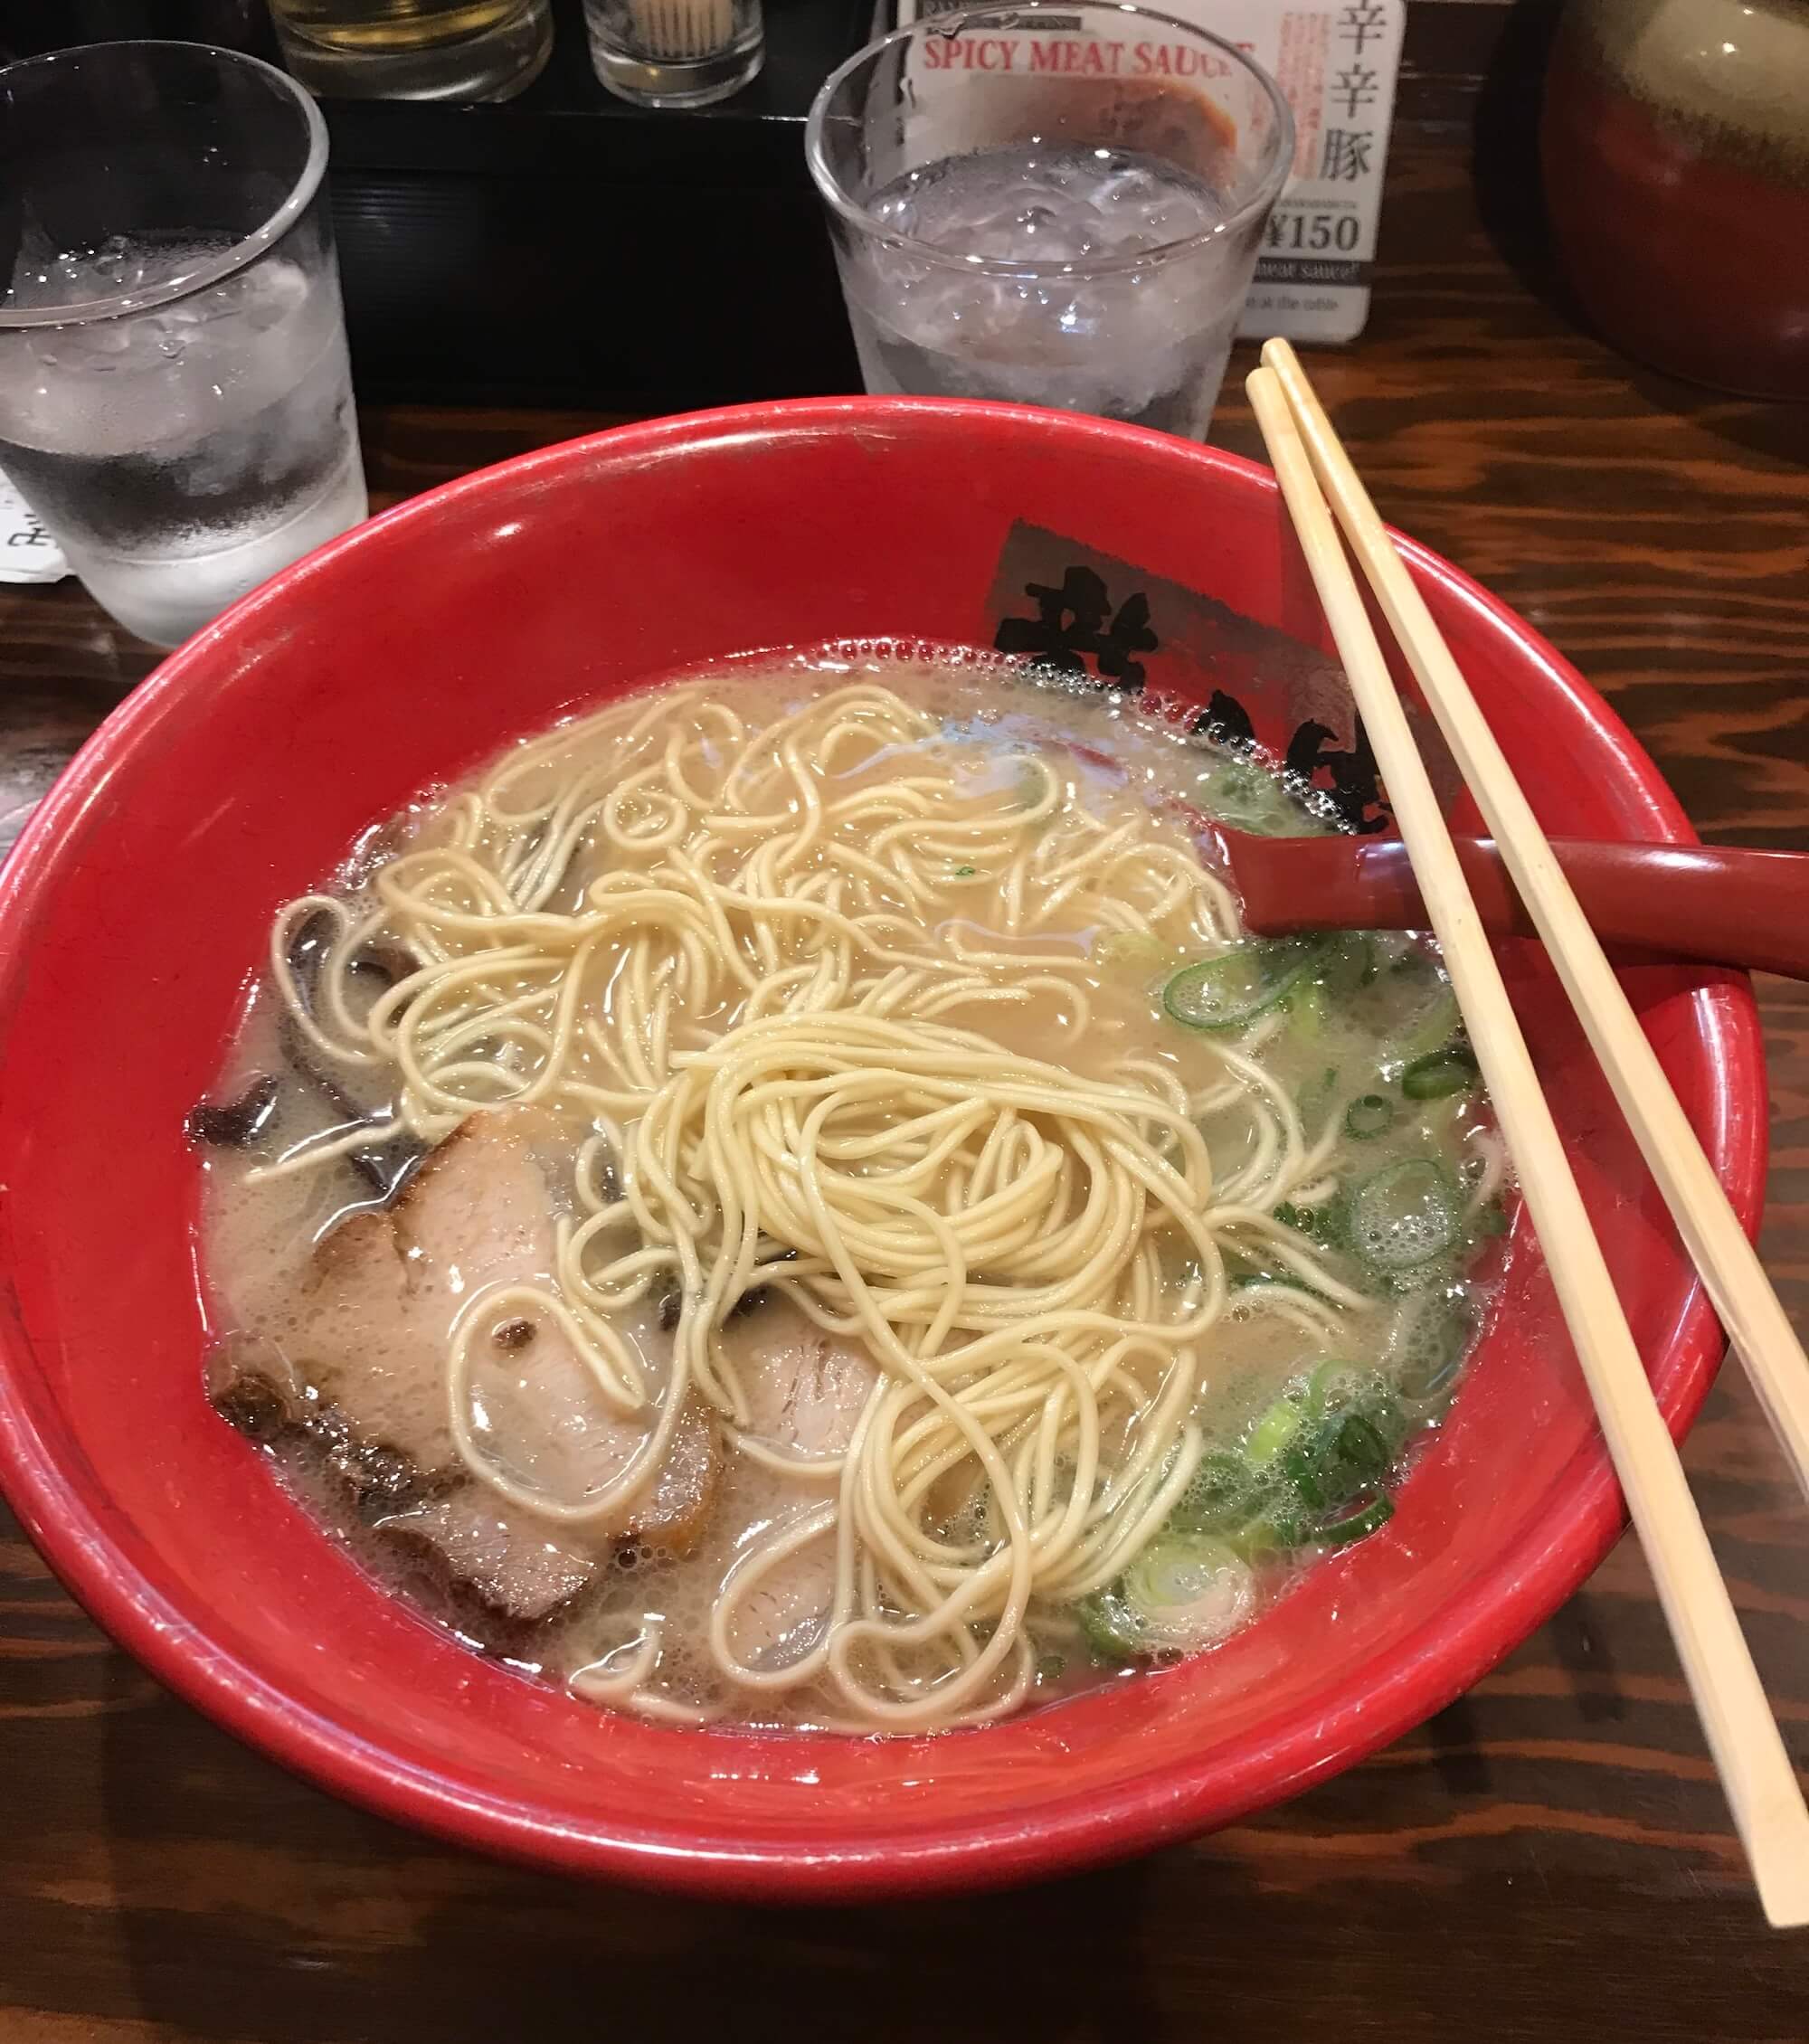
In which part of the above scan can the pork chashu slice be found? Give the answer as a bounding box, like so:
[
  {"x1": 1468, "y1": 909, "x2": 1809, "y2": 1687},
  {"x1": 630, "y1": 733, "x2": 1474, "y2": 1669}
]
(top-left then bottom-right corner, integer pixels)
[
  {"x1": 733, "y1": 1295, "x2": 879, "y2": 1461},
  {"x1": 715, "y1": 1296, "x2": 881, "y2": 1671},
  {"x1": 294, "y1": 1110, "x2": 721, "y2": 1609}
]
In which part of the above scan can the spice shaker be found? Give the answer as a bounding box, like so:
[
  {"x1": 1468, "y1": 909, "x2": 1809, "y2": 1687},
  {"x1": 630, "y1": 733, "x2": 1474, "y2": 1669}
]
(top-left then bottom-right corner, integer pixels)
[{"x1": 583, "y1": 0, "x2": 762, "y2": 108}]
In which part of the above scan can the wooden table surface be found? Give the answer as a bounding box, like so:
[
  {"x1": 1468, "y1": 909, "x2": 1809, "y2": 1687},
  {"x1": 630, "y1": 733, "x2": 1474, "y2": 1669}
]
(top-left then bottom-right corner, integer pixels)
[{"x1": 3, "y1": 137, "x2": 1808, "y2": 2041}]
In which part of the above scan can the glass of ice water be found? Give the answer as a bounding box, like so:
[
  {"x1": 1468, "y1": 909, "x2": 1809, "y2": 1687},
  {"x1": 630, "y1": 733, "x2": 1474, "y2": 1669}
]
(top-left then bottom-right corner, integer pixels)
[
  {"x1": 806, "y1": 3, "x2": 1293, "y2": 440},
  {"x1": 0, "y1": 41, "x2": 369, "y2": 648}
]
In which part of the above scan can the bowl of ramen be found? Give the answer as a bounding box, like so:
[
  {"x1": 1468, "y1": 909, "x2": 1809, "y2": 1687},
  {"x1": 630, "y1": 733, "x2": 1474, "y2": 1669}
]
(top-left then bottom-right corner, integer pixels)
[{"x1": 0, "y1": 398, "x2": 1764, "y2": 1897}]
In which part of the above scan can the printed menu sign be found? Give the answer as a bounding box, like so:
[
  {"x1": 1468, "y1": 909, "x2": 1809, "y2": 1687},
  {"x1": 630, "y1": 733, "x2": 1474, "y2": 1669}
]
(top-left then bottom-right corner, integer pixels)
[
  {"x1": 1236, "y1": 1, "x2": 1401, "y2": 342},
  {"x1": 0, "y1": 465, "x2": 67, "y2": 584},
  {"x1": 888, "y1": 1, "x2": 1404, "y2": 344}
]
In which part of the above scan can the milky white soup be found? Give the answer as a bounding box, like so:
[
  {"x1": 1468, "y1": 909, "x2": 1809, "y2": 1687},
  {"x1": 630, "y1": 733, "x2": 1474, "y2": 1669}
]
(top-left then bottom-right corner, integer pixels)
[{"x1": 194, "y1": 653, "x2": 1509, "y2": 1733}]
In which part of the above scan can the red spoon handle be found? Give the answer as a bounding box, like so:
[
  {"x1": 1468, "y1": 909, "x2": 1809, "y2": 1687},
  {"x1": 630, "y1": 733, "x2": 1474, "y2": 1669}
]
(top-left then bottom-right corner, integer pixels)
[{"x1": 1235, "y1": 835, "x2": 1809, "y2": 980}]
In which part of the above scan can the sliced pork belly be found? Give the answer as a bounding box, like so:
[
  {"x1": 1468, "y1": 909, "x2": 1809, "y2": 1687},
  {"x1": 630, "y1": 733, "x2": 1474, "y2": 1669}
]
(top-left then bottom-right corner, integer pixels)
[
  {"x1": 718, "y1": 1296, "x2": 881, "y2": 1671},
  {"x1": 213, "y1": 1109, "x2": 721, "y2": 1624},
  {"x1": 378, "y1": 1490, "x2": 597, "y2": 1628},
  {"x1": 734, "y1": 1295, "x2": 878, "y2": 1460}
]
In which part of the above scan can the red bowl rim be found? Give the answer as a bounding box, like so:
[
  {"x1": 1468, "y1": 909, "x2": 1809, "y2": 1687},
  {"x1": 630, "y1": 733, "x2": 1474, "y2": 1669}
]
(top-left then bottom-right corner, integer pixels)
[{"x1": 0, "y1": 396, "x2": 1763, "y2": 1899}]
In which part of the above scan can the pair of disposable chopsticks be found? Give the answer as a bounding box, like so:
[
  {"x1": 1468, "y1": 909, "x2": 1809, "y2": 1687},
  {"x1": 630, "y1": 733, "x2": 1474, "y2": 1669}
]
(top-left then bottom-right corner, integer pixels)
[{"x1": 1245, "y1": 339, "x2": 1809, "y2": 1930}]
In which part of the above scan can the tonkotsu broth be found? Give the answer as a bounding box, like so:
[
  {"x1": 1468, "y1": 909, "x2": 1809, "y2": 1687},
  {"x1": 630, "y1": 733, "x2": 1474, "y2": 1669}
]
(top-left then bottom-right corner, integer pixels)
[{"x1": 196, "y1": 651, "x2": 1509, "y2": 1732}]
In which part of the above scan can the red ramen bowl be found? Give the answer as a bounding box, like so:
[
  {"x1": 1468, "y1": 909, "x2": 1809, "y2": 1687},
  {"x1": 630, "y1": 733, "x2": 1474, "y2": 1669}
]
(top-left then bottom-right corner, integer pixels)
[{"x1": 0, "y1": 400, "x2": 1763, "y2": 1899}]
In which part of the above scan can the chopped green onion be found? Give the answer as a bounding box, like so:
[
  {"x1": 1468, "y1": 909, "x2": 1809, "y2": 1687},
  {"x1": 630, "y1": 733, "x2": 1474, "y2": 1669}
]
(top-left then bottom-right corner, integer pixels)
[
  {"x1": 1283, "y1": 1411, "x2": 1391, "y2": 1512},
  {"x1": 1077, "y1": 1536, "x2": 1256, "y2": 1659},
  {"x1": 1380, "y1": 982, "x2": 1462, "y2": 1071},
  {"x1": 1391, "y1": 1291, "x2": 1475, "y2": 1405},
  {"x1": 1036, "y1": 1651, "x2": 1067, "y2": 1682},
  {"x1": 1313, "y1": 1492, "x2": 1396, "y2": 1547},
  {"x1": 1307, "y1": 1364, "x2": 1410, "y2": 1452},
  {"x1": 1273, "y1": 1200, "x2": 1329, "y2": 1240},
  {"x1": 1076, "y1": 1583, "x2": 1145, "y2": 1661},
  {"x1": 1345, "y1": 1093, "x2": 1396, "y2": 1140},
  {"x1": 1164, "y1": 938, "x2": 1327, "y2": 1032},
  {"x1": 1302, "y1": 1362, "x2": 1343, "y2": 1418},
  {"x1": 1122, "y1": 1534, "x2": 1255, "y2": 1651},
  {"x1": 1284, "y1": 975, "x2": 1329, "y2": 1039},
  {"x1": 1197, "y1": 757, "x2": 1303, "y2": 837},
  {"x1": 1230, "y1": 1506, "x2": 1312, "y2": 1561},
  {"x1": 1349, "y1": 1159, "x2": 1462, "y2": 1273},
  {"x1": 1305, "y1": 1358, "x2": 1364, "y2": 1415},
  {"x1": 1222, "y1": 1247, "x2": 1273, "y2": 1289},
  {"x1": 1244, "y1": 1394, "x2": 1304, "y2": 1468},
  {"x1": 1172, "y1": 1451, "x2": 1257, "y2": 1536},
  {"x1": 1317, "y1": 932, "x2": 1378, "y2": 998},
  {"x1": 1402, "y1": 1045, "x2": 1479, "y2": 1100},
  {"x1": 1279, "y1": 1201, "x2": 1327, "y2": 1237},
  {"x1": 952, "y1": 864, "x2": 977, "y2": 878},
  {"x1": 1335, "y1": 1412, "x2": 1390, "y2": 1489},
  {"x1": 1369, "y1": 935, "x2": 1419, "y2": 976},
  {"x1": 1298, "y1": 1063, "x2": 1341, "y2": 1135}
]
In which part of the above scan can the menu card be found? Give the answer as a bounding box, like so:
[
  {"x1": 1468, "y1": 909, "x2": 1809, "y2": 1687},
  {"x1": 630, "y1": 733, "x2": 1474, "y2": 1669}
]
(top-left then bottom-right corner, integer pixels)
[{"x1": 0, "y1": 466, "x2": 67, "y2": 584}]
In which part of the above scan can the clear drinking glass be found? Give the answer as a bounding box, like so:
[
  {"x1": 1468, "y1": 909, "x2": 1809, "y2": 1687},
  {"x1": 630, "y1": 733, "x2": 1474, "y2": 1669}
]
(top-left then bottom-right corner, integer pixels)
[
  {"x1": 806, "y1": 2, "x2": 1293, "y2": 440},
  {"x1": 268, "y1": 0, "x2": 554, "y2": 104},
  {"x1": 0, "y1": 41, "x2": 368, "y2": 647},
  {"x1": 582, "y1": 0, "x2": 762, "y2": 109}
]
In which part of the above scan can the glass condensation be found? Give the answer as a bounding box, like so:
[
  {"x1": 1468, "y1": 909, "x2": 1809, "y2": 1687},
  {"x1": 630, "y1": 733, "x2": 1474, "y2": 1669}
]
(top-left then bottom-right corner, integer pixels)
[
  {"x1": 0, "y1": 43, "x2": 369, "y2": 647},
  {"x1": 806, "y1": 3, "x2": 1293, "y2": 440}
]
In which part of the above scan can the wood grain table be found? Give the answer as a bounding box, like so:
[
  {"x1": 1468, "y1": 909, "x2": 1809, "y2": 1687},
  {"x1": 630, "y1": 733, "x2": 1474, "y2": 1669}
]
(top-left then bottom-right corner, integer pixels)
[{"x1": 3, "y1": 136, "x2": 1807, "y2": 2041}]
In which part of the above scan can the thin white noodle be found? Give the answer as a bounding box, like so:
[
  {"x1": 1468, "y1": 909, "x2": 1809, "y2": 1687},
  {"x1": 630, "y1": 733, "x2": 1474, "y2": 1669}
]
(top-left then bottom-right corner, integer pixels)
[{"x1": 251, "y1": 676, "x2": 1383, "y2": 1731}]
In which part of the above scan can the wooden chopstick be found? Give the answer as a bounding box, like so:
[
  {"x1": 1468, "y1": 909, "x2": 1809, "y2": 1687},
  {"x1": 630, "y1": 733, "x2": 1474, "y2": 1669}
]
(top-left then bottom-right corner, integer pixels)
[
  {"x1": 1262, "y1": 335, "x2": 1809, "y2": 1506},
  {"x1": 1245, "y1": 358, "x2": 1809, "y2": 1931}
]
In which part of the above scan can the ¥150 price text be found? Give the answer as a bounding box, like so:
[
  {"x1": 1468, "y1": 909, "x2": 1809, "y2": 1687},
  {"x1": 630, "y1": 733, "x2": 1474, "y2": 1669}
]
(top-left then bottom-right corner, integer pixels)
[{"x1": 1264, "y1": 210, "x2": 1362, "y2": 254}]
